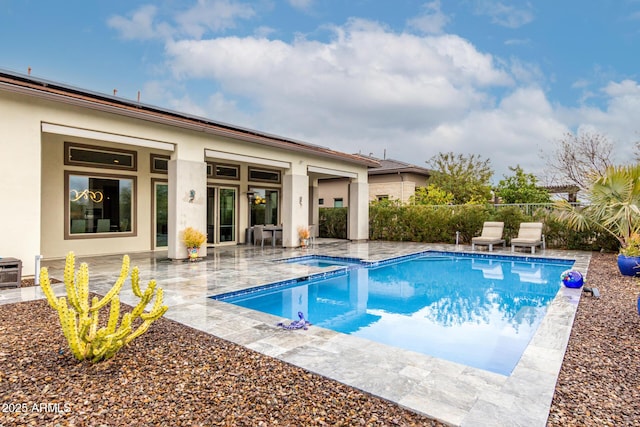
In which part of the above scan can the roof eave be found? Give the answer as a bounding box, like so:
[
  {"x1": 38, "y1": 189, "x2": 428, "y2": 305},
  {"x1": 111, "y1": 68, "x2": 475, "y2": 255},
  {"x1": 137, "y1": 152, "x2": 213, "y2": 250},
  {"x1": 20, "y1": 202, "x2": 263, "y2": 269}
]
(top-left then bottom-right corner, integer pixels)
[{"x1": 0, "y1": 70, "x2": 380, "y2": 168}]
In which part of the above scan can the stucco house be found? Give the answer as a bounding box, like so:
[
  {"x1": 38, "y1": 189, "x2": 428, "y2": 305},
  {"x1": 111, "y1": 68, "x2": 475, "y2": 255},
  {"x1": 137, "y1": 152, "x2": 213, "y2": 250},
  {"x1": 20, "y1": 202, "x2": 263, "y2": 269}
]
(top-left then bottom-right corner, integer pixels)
[
  {"x1": 0, "y1": 69, "x2": 378, "y2": 276},
  {"x1": 318, "y1": 156, "x2": 431, "y2": 207}
]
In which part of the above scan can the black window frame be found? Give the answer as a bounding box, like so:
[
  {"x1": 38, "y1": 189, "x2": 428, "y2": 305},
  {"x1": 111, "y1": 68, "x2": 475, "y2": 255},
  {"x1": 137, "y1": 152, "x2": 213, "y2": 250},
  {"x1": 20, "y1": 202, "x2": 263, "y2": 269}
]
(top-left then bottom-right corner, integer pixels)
[{"x1": 65, "y1": 141, "x2": 137, "y2": 171}]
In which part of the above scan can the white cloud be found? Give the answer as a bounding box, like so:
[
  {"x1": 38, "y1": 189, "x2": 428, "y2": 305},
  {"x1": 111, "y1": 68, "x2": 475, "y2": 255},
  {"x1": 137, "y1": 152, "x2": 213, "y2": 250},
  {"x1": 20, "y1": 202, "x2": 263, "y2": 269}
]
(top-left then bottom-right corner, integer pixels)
[
  {"x1": 176, "y1": 0, "x2": 255, "y2": 38},
  {"x1": 602, "y1": 79, "x2": 640, "y2": 97},
  {"x1": 421, "y1": 87, "x2": 568, "y2": 180},
  {"x1": 474, "y1": 1, "x2": 534, "y2": 28},
  {"x1": 129, "y1": 7, "x2": 639, "y2": 180},
  {"x1": 504, "y1": 38, "x2": 530, "y2": 46},
  {"x1": 156, "y1": 19, "x2": 532, "y2": 175},
  {"x1": 571, "y1": 78, "x2": 590, "y2": 89},
  {"x1": 254, "y1": 25, "x2": 276, "y2": 38},
  {"x1": 554, "y1": 79, "x2": 640, "y2": 168},
  {"x1": 508, "y1": 57, "x2": 544, "y2": 85},
  {"x1": 288, "y1": 0, "x2": 314, "y2": 12},
  {"x1": 107, "y1": 5, "x2": 166, "y2": 40},
  {"x1": 108, "y1": 1, "x2": 255, "y2": 41},
  {"x1": 407, "y1": 1, "x2": 450, "y2": 34}
]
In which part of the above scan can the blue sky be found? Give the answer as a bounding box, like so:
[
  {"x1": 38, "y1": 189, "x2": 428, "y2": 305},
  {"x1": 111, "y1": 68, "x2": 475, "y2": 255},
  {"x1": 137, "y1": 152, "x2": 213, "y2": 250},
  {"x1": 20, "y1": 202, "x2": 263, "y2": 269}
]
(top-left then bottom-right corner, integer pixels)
[{"x1": 1, "y1": 0, "x2": 639, "y2": 181}]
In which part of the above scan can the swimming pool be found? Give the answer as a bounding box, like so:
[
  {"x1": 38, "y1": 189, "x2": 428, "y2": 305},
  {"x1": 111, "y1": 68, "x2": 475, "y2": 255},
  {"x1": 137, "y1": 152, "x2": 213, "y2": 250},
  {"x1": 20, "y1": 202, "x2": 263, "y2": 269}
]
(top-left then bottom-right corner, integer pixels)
[
  {"x1": 283, "y1": 255, "x2": 362, "y2": 268},
  {"x1": 214, "y1": 252, "x2": 574, "y2": 375}
]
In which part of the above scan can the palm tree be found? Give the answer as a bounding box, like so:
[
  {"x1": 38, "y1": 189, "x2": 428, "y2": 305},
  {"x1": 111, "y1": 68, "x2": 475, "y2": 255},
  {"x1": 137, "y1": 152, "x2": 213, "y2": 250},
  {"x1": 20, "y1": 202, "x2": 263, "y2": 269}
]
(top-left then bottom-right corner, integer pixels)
[{"x1": 556, "y1": 163, "x2": 640, "y2": 250}]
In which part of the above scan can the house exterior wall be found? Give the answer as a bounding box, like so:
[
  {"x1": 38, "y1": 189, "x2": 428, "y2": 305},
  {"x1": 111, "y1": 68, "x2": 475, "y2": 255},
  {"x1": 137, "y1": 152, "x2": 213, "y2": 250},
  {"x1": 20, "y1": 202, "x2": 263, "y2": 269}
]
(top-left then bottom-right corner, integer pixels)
[
  {"x1": 317, "y1": 178, "x2": 350, "y2": 208},
  {"x1": 0, "y1": 91, "x2": 42, "y2": 277},
  {"x1": 368, "y1": 172, "x2": 427, "y2": 204},
  {"x1": 369, "y1": 181, "x2": 416, "y2": 204},
  {"x1": 0, "y1": 86, "x2": 370, "y2": 276},
  {"x1": 318, "y1": 171, "x2": 429, "y2": 207}
]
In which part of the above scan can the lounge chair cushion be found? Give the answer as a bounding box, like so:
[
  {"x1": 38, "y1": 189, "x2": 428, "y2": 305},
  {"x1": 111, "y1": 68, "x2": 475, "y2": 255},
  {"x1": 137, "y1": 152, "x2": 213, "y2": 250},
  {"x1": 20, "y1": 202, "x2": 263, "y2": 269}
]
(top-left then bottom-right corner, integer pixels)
[
  {"x1": 511, "y1": 222, "x2": 543, "y2": 244},
  {"x1": 471, "y1": 222, "x2": 505, "y2": 250},
  {"x1": 511, "y1": 222, "x2": 544, "y2": 253}
]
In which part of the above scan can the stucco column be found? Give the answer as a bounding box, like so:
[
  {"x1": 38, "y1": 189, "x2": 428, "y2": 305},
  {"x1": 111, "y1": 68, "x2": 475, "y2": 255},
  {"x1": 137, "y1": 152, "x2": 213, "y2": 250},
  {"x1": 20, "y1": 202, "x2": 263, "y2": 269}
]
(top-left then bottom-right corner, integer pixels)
[
  {"x1": 282, "y1": 173, "x2": 309, "y2": 247},
  {"x1": 348, "y1": 181, "x2": 369, "y2": 241},
  {"x1": 168, "y1": 158, "x2": 207, "y2": 259}
]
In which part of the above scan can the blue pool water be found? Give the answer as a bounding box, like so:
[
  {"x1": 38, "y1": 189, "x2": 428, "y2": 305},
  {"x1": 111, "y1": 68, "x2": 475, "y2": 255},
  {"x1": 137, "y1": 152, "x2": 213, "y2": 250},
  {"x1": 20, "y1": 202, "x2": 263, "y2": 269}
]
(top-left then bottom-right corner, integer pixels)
[
  {"x1": 215, "y1": 252, "x2": 573, "y2": 375},
  {"x1": 284, "y1": 255, "x2": 361, "y2": 268}
]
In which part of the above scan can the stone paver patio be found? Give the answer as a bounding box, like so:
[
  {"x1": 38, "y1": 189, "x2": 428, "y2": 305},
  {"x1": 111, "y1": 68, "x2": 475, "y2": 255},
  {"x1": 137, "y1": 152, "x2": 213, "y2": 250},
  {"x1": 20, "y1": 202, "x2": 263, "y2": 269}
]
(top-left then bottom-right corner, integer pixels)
[{"x1": 0, "y1": 241, "x2": 590, "y2": 426}]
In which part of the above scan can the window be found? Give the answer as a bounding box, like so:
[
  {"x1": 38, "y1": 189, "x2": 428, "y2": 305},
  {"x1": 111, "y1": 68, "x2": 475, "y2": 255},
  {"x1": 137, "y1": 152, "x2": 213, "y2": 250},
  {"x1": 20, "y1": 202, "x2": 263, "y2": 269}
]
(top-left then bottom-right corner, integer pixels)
[
  {"x1": 377, "y1": 195, "x2": 389, "y2": 201},
  {"x1": 150, "y1": 154, "x2": 169, "y2": 174},
  {"x1": 65, "y1": 142, "x2": 137, "y2": 171},
  {"x1": 249, "y1": 188, "x2": 279, "y2": 226},
  {"x1": 66, "y1": 172, "x2": 135, "y2": 238},
  {"x1": 249, "y1": 167, "x2": 280, "y2": 183},
  {"x1": 334, "y1": 198, "x2": 344, "y2": 208},
  {"x1": 318, "y1": 198, "x2": 324, "y2": 205},
  {"x1": 208, "y1": 162, "x2": 239, "y2": 179}
]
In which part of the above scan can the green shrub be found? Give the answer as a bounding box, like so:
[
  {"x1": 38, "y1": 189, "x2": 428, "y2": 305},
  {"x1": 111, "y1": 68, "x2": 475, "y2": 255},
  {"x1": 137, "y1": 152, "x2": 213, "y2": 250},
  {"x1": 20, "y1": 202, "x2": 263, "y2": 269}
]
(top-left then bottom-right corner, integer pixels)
[
  {"x1": 318, "y1": 200, "x2": 606, "y2": 251},
  {"x1": 493, "y1": 206, "x2": 531, "y2": 242},
  {"x1": 449, "y1": 205, "x2": 494, "y2": 244},
  {"x1": 319, "y1": 207, "x2": 348, "y2": 238}
]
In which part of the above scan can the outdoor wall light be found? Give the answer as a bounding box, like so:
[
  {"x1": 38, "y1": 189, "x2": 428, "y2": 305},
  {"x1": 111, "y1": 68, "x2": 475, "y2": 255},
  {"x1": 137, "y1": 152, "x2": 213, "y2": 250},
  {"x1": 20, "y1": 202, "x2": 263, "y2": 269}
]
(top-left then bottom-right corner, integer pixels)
[{"x1": 189, "y1": 189, "x2": 196, "y2": 203}]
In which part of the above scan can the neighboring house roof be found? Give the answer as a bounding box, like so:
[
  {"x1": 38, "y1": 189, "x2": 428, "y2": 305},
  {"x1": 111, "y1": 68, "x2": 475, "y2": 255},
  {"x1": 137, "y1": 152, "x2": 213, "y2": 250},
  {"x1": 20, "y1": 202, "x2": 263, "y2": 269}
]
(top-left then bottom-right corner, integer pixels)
[
  {"x1": 0, "y1": 69, "x2": 379, "y2": 168},
  {"x1": 361, "y1": 156, "x2": 432, "y2": 177}
]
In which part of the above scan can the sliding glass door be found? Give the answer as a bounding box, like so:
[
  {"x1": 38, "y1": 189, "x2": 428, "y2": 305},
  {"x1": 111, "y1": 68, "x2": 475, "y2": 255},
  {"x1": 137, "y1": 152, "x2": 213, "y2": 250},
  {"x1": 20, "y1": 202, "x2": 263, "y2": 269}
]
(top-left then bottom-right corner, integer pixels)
[
  {"x1": 207, "y1": 186, "x2": 237, "y2": 245},
  {"x1": 153, "y1": 181, "x2": 168, "y2": 248}
]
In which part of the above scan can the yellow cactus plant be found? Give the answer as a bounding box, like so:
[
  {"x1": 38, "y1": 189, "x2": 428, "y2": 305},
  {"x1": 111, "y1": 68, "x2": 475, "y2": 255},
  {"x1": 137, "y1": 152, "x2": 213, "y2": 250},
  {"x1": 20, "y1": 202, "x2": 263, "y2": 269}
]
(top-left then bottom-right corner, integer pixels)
[{"x1": 39, "y1": 252, "x2": 168, "y2": 362}]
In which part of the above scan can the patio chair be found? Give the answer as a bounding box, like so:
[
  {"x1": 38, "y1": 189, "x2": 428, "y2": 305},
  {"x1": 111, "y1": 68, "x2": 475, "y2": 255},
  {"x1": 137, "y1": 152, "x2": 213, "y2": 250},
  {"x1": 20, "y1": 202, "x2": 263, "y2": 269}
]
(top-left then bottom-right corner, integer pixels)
[
  {"x1": 253, "y1": 225, "x2": 272, "y2": 247},
  {"x1": 511, "y1": 222, "x2": 545, "y2": 254},
  {"x1": 96, "y1": 219, "x2": 111, "y2": 233},
  {"x1": 471, "y1": 221, "x2": 505, "y2": 251},
  {"x1": 71, "y1": 219, "x2": 86, "y2": 234}
]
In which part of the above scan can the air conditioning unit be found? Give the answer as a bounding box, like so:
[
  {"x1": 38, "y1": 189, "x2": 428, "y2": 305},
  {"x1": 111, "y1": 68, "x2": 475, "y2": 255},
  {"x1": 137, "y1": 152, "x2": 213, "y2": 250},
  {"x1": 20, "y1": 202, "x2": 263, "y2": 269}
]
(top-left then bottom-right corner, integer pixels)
[{"x1": 0, "y1": 257, "x2": 22, "y2": 288}]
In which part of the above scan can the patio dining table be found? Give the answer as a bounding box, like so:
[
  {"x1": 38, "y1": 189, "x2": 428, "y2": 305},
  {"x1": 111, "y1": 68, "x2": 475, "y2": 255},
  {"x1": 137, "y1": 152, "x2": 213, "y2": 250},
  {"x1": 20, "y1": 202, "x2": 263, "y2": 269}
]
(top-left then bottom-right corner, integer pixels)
[{"x1": 262, "y1": 225, "x2": 282, "y2": 247}]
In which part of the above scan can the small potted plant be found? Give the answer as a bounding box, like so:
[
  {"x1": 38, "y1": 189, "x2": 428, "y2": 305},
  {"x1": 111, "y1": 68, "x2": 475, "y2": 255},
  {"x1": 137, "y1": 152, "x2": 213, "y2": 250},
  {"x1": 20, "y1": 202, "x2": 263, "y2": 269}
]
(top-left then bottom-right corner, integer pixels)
[
  {"x1": 298, "y1": 226, "x2": 310, "y2": 248},
  {"x1": 182, "y1": 227, "x2": 206, "y2": 261}
]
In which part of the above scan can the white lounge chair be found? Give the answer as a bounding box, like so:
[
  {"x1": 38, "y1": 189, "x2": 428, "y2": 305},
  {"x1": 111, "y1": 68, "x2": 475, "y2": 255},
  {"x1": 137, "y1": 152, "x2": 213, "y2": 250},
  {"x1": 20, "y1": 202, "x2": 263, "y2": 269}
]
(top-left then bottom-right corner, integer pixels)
[
  {"x1": 511, "y1": 222, "x2": 545, "y2": 254},
  {"x1": 471, "y1": 221, "x2": 505, "y2": 251}
]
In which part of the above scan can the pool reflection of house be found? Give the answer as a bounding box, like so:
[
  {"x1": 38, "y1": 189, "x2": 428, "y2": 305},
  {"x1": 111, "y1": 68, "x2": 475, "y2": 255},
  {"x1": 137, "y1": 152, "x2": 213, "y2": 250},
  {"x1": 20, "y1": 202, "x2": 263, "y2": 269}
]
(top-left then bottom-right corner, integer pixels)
[{"x1": 0, "y1": 69, "x2": 379, "y2": 275}]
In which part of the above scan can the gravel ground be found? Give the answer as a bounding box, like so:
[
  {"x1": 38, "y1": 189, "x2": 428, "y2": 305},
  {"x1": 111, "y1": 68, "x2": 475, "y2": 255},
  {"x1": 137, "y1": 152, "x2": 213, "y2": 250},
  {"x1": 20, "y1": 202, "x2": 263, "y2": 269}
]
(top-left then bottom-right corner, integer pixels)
[
  {"x1": 547, "y1": 252, "x2": 640, "y2": 426},
  {"x1": 1, "y1": 252, "x2": 638, "y2": 426},
  {"x1": 0, "y1": 300, "x2": 443, "y2": 426}
]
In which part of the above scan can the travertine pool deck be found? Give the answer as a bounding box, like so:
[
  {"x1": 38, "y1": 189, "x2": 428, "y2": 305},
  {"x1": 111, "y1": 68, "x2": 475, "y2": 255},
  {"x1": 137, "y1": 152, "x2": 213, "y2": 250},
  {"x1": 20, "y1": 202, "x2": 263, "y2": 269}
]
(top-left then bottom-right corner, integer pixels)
[{"x1": 1, "y1": 241, "x2": 590, "y2": 426}]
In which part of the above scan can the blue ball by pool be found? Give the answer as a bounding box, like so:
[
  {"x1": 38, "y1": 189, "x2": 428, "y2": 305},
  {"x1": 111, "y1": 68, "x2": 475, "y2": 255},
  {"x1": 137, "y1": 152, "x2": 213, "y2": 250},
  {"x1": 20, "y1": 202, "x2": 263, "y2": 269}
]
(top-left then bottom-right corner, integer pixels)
[{"x1": 562, "y1": 271, "x2": 584, "y2": 288}]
